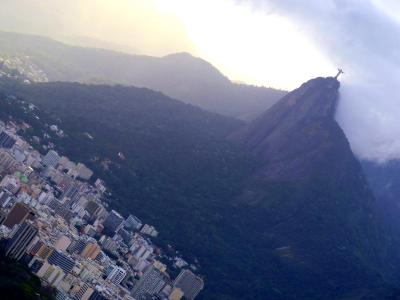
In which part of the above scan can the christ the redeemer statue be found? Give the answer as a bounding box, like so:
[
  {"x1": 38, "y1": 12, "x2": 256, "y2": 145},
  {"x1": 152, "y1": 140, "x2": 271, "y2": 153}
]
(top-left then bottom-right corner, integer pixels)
[{"x1": 335, "y1": 68, "x2": 344, "y2": 79}]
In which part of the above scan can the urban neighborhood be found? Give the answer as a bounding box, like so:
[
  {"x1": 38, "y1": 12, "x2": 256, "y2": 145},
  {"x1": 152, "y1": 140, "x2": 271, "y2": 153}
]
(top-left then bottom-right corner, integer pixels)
[{"x1": 0, "y1": 117, "x2": 204, "y2": 300}]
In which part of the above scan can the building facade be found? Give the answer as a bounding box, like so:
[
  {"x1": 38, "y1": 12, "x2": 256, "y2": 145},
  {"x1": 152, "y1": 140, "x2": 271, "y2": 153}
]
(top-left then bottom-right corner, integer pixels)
[
  {"x1": 173, "y1": 270, "x2": 204, "y2": 300},
  {"x1": 5, "y1": 221, "x2": 38, "y2": 260}
]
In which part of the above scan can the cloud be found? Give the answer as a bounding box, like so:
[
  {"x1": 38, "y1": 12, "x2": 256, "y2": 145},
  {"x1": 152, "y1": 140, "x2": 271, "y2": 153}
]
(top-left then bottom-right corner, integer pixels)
[{"x1": 242, "y1": 0, "x2": 400, "y2": 162}]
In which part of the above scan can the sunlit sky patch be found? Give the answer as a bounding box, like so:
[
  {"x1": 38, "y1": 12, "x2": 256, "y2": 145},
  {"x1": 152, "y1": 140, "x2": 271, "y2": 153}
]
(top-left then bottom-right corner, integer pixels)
[{"x1": 153, "y1": 0, "x2": 335, "y2": 89}]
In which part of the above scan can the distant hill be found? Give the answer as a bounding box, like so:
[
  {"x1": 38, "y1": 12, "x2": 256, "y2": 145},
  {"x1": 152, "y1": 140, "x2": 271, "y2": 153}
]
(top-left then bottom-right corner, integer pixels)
[
  {"x1": 0, "y1": 31, "x2": 286, "y2": 120},
  {"x1": 58, "y1": 35, "x2": 141, "y2": 55},
  {"x1": 1, "y1": 77, "x2": 399, "y2": 299}
]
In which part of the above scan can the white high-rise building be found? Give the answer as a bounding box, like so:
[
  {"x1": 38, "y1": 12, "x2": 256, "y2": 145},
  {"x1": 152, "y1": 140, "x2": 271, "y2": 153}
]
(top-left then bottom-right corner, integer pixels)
[
  {"x1": 42, "y1": 150, "x2": 60, "y2": 168},
  {"x1": 107, "y1": 265, "x2": 127, "y2": 285}
]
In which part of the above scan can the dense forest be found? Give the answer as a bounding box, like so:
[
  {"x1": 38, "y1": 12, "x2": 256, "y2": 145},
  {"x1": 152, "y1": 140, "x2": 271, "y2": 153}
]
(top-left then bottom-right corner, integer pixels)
[
  {"x1": 0, "y1": 254, "x2": 54, "y2": 300},
  {"x1": 0, "y1": 79, "x2": 259, "y2": 299}
]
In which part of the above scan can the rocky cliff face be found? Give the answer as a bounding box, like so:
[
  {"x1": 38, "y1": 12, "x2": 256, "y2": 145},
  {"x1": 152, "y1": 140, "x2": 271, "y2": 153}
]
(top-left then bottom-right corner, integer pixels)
[
  {"x1": 230, "y1": 77, "x2": 342, "y2": 181},
  {"x1": 228, "y1": 77, "x2": 399, "y2": 299}
]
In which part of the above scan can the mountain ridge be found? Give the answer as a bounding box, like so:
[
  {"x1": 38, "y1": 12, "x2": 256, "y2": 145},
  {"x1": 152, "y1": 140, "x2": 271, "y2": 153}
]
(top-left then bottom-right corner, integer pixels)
[{"x1": 0, "y1": 31, "x2": 286, "y2": 121}]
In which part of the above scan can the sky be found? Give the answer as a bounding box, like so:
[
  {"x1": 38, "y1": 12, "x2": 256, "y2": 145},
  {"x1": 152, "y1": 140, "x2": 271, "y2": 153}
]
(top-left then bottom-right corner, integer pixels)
[
  {"x1": 1, "y1": 0, "x2": 400, "y2": 162},
  {"x1": 0, "y1": 0, "x2": 335, "y2": 89},
  {"x1": 0, "y1": 0, "x2": 195, "y2": 56}
]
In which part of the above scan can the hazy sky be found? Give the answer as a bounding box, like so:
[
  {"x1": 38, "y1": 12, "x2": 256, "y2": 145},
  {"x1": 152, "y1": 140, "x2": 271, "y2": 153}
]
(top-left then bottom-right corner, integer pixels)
[
  {"x1": 1, "y1": 0, "x2": 400, "y2": 162},
  {"x1": 0, "y1": 0, "x2": 195, "y2": 55},
  {"x1": 0, "y1": 0, "x2": 336, "y2": 89}
]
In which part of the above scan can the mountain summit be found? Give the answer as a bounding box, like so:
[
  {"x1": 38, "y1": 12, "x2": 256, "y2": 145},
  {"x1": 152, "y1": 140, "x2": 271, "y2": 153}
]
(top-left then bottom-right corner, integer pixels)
[{"x1": 230, "y1": 77, "x2": 341, "y2": 180}]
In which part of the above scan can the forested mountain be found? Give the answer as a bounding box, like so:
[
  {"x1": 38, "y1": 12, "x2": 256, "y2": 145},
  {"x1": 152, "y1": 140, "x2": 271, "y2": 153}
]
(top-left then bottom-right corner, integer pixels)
[
  {"x1": 0, "y1": 254, "x2": 54, "y2": 300},
  {"x1": 228, "y1": 77, "x2": 400, "y2": 299},
  {"x1": 0, "y1": 77, "x2": 398, "y2": 299},
  {"x1": 362, "y1": 160, "x2": 400, "y2": 238},
  {"x1": 0, "y1": 31, "x2": 286, "y2": 120},
  {"x1": 0, "y1": 78, "x2": 255, "y2": 299}
]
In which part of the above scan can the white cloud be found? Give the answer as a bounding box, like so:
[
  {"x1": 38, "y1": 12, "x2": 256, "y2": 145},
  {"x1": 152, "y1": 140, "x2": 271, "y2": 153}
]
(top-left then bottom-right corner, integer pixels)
[
  {"x1": 242, "y1": 0, "x2": 400, "y2": 162},
  {"x1": 154, "y1": 0, "x2": 334, "y2": 89}
]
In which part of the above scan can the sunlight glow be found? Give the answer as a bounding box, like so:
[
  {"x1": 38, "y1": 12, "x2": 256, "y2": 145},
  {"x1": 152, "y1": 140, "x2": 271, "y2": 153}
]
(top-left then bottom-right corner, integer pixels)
[{"x1": 154, "y1": 0, "x2": 335, "y2": 89}]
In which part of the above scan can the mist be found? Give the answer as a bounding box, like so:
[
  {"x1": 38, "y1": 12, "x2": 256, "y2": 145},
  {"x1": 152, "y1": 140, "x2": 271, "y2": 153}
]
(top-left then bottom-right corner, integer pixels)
[
  {"x1": 0, "y1": 0, "x2": 194, "y2": 56},
  {"x1": 242, "y1": 0, "x2": 400, "y2": 162}
]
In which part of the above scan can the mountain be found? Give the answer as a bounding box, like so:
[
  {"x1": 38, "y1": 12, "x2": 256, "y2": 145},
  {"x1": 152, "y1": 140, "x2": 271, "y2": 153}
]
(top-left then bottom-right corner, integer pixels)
[
  {"x1": 0, "y1": 31, "x2": 286, "y2": 120},
  {"x1": 229, "y1": 77, "x2": 400, "y2": 299},
  {"x1": 230, "y1": 77, "x2": 343, "y2": 180},
  {"x1": 58, "y1": 35, "x2": 141, "y2": 55},
  {"x1": 0, "y1": 77, "x2": 398, "y2": 299}
]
